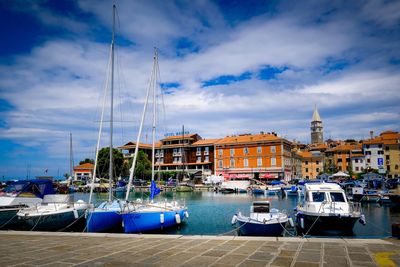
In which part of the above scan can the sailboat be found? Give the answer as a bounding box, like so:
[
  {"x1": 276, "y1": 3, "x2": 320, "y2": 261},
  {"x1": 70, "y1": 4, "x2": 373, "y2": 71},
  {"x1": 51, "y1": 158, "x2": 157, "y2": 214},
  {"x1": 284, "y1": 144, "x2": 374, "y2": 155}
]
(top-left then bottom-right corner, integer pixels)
[
  {"x1": 17, "y1": 133, "x2": 89, "y2": 231},
  {"x1": 121, "y1": 48, "x2": 188, "y2": 233},
  {"x1": 85, "y1": 4, "x2": 125, "y2": 233}
]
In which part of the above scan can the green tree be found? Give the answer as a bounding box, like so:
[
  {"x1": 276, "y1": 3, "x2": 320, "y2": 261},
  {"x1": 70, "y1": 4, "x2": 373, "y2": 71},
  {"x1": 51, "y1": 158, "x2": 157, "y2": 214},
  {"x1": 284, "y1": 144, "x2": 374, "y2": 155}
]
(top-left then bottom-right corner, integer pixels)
[
  {"x1": 79, "y1": 158, "x2": 94, "y2": 165},
  {"x1": 128, "y1": 150, "x2": 152, "y2": 180},
  {"x1": 97, "y1": 147, "x2": 125, "y2": 180}
]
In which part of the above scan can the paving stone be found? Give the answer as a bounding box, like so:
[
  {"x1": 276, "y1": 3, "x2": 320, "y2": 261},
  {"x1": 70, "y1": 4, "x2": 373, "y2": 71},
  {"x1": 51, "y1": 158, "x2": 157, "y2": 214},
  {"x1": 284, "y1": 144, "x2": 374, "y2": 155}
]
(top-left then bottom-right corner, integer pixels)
[
  {"x1": 323, "y1": 255, "x2": 349, "y2": 266},
  {"x1": 296, "y1": 252, "x2": 321, "y2": 262},
  {"x1": 323, "y1": 247, "x2": 346, "y2": 255},
  {"x1": 279, "y1": 250, "x2": 296, "y2": 257},
  {"x1": 270, "y1": 256, "x2": 293, "y2": 267},
  {"x1": 237, "y1": 260, "x2": 268, "y2": 267},
  {"x1": 232, "y1": 245, "x2": 258, "y2": 255},
  {"x1": 347, "y1": 246, "x2": 367, "y2": 253},
  {"x1": 352, "y1": 262, "x2": 377, "y2": 267},
  {"x1": 248, "y1": 252, "x2": 275, "y2": 261},
  {"x1": 293, "y1": 262, "x2": 319, "y2": 267},
  {"x1": 183, "y1": 255, "x2": 219, "y2": 267},
  {"x1": 202, "y1": 249, "x2": 230, "y2": 257},
  {"x1": 216, "y1": 253, "x2": 249, "y2": 265},
  {"x1": 349, "y1": 252, "x2": 373, "y2": 262}
]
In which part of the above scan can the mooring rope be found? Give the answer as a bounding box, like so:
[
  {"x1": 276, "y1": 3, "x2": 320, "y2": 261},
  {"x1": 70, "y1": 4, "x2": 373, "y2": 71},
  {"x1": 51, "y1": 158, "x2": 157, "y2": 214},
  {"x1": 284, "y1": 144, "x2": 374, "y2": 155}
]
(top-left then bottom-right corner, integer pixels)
[{"x1": 0, "y1": 212, "x2": 18, "y2": 229}]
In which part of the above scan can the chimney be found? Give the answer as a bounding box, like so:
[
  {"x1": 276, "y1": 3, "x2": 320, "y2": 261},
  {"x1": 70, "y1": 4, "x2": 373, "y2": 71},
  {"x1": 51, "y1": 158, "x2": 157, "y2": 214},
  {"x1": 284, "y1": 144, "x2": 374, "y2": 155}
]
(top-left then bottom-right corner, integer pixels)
[{"x1": 369, "y1": 130, "x2": 374, "y2": 139}]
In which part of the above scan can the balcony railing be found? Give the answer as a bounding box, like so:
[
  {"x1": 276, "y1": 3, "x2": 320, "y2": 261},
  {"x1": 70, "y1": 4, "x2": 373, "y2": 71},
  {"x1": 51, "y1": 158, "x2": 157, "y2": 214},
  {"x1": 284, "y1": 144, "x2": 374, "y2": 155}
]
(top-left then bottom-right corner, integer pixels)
[
  {"x1": 123, "y1": 153, "x2": 134, "y2": 158},
  {"x1": 204, "y1": 151, "x2": 209, "y2": 155},
  {"x1": 196, "y1": 151, "x2": 201, "y2": 156},
  {"x1": 173, "y1": 152, "x2": 182, "y2": 156}
]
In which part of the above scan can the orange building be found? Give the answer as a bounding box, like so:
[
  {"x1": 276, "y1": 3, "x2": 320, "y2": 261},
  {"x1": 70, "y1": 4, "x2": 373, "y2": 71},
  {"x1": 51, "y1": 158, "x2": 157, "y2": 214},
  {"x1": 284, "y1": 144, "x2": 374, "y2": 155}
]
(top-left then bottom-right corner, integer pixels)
[
  {"x1": 214, "y1": 132, "x2": 293, "y2": 181},
  {"x1": 325, "y1": 143, "x2": 362, "y2": 173},
  {"x1": 73, "y1": 163, "x2": 94, "y2": 182}
]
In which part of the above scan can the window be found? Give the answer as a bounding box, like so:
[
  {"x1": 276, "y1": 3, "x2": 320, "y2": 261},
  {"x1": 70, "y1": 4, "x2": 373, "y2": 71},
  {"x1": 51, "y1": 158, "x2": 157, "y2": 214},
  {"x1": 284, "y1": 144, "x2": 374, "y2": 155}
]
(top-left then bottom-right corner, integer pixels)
[
  {"x1": 366, "y1": 145, "x2": 370, "y2": 149},
  {"x1": 312, "y1": 192, "x2": 325, "y2": 202},
  {"x1": 305, "y1": 161, "x2": 309, "y2": 165},
  {"x1": 360, "y1": 159, "x2": 363, "y2": 163},
  {"x1": 257, "y1": 157, "x2": 262, "y2": 167},
  {"x1": 330, "y1": 192, "x2": 345, "y2": 202},
  {"x1": 243, "y1": 147, "x2": 249, "y2": 154},
  {"x1": 257, "y1": 146, "x2": 262, "y2": 154},
  {"x1": 378, "y1": 144, "x2": 382, "y2": 148},
  {"x1": 230, "y1": 158, "x2": 235, "y2": 168},
  {"x1": 378, "y1": 151, "x2": 384, "y2": 155},
  {"x1": 218, "y1": 149, "x2": 223, "y2": 156},
  {"x1": 346, "y1": 158, "x2": 350, "y2": 163},
  {"x1": 205, "y1": 156, "x2": 209, "y2": 162},
  {"x1": 230, "y1": 148, "x2": 234, "y2": 156},
  {"x1": 367, "y1": 159, "x2": 371, "y2": 163},
  {"x1": 218, "y1": 160, "x2": 223, "y2": 168},
  {"x1": 355, "y1": 167, "x2": 359, "y2": 171},
  {"x1": 316, "y1": 168, "x2": 320, "y2": 173},
  {"x1": 244, "y1": 158, "x2": 248, "y2": 167},
  {"x1": 196, "y1": 156, "x2": 201, "y2": 162},
  {"x1": 305, "y1": 168, "x2": 309, "y2": 173},
  {"x1": 355, "y1": 159, "x2": 359, "y2": 163},
  {"x1": 197, "y1": 147, "x2": 201, "y2": 152},
  {"x1": 205, "y1": 147, "x2": 209, "y2": 153},
  {"x1": 270, "y1": 146, "x2": 276, "y2": 153},
  {"x1": 271, "y1": 157, "x2": 276, "y2": 166},
  {"x1": 365, "y1": 151, "x2": 371, "y2": 155},
  {"x1": 337, "y1": 158, "x2": 342, "y2": 163},
  {"x1": 316, "y1": 161, "x2": 319, "y2": 165},
  {"x1": 385, "y1": 146, "x2": 389, "y2": 151},
  {"x1": 386, "y1": 155, "x2": 390, "y2": 160}
]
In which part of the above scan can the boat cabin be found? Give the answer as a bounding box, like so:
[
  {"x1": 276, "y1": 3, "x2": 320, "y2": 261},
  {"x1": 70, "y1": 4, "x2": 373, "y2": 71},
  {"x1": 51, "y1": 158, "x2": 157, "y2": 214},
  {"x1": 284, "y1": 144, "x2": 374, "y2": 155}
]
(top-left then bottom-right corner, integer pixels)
[
  {"x1": 303, "y1": 183, "x2": 347, "y2": 203},
  {"x1": 251, "y1": 201, "x2": 270, "y2": 213}
]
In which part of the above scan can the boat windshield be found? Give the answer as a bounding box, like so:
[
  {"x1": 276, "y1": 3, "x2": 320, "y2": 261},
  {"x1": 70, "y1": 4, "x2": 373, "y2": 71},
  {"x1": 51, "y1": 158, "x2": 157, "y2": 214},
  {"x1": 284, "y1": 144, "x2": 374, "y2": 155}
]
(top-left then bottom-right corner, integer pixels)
[
  {"x1": 330, "y1": 192, "x2": 346, "y2": 202},
  {"x1": 312, "y1": 192, "x2": 325, "y2": 202}
]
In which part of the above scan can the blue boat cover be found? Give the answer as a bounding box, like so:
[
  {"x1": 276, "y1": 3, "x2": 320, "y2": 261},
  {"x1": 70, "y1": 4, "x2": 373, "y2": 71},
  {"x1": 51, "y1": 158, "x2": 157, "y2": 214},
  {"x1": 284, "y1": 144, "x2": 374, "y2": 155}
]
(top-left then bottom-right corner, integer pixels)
[
  {"x1": 3, "y1": 179, "x2": 55, "y2": 198},
  {"x1": 150, "y1": 180, "x2": 161, "y2": 200}
]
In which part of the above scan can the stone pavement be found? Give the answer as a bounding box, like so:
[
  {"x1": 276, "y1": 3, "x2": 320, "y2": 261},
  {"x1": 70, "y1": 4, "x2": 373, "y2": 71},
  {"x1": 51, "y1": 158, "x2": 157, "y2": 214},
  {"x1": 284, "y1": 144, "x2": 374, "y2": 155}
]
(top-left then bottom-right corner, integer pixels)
[{"x1": 0, "y1": 231, "x2": 399, "y2": 267}]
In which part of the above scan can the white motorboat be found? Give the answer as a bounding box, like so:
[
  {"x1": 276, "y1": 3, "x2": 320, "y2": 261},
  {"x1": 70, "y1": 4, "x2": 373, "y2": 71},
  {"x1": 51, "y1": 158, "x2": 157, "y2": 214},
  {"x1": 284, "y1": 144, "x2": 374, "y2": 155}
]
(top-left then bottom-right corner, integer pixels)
[
  {"x1": 295, "y1": 182, "x2": 365, "y2": 235},
  {"x1": 232, "y1": 201, "x2": 289, "y2": 236}
]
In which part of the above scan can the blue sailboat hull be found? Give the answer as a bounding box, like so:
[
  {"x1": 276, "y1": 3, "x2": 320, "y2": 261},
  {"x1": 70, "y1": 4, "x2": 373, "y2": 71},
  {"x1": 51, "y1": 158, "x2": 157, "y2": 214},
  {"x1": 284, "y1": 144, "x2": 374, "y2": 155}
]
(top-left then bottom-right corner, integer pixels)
[
  {"x1": 122, "y1": 208, "x2": 186, "y2": 233},
  {"x1": 86, "y1": 210, "x2": 122, "y2": 232},
  {"x1": 86, "y1": 201, "x2": 124, "y2": 232}
]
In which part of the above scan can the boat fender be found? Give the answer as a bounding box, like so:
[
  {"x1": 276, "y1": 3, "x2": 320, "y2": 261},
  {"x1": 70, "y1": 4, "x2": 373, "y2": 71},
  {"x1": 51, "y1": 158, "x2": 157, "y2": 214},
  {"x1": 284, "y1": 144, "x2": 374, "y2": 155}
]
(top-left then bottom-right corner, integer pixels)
[
  {"x1": 160, "y1": 213, "x2": 165, "y2": 224},
  {"x1": 73, "y1": 209, "x2": 79, "y2": 219},
  {"x1": 288, "y1": 217, "x2": 294, "y2": 227},
  {"x1": 175, "y1": 213, "x2": 181, "y2": 224},
  {"x1": 231, "y1": 214, "x2": 238, "y2": 225},
  {"x1": 300, "y1": 217, "x2": 305, "y2": 229},
  {"x1": 184, "y1": 211, "x2": 189, "y2": 218},
  {"x1": 359, "y1": 214, "x2": 366, "y2": 226}
]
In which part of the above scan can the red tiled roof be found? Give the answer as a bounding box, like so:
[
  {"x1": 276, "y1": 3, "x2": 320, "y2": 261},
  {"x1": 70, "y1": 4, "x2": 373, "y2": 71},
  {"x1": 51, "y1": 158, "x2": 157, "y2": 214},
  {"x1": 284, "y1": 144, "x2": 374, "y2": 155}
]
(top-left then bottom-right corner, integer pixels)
[
  {"x1": 74, "y1": 163, "x2": 94, "y2": 169},
  {"x1": 215, "y1": 133, "x2": 281, "y2": 145}
]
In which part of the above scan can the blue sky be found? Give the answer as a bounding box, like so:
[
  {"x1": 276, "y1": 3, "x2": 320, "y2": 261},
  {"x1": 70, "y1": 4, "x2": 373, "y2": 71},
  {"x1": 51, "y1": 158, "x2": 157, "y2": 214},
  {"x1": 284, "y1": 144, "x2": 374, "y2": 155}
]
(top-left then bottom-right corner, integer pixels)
[{"x1": 1, "y1": 0, "x2": 399, "y2": 179}]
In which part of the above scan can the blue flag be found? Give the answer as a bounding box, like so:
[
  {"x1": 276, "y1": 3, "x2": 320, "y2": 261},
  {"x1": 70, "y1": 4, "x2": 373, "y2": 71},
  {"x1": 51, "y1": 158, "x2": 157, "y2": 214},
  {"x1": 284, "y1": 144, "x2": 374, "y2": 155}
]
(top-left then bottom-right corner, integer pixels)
[{"x1": 150, "y1": 180, "x2": 161, "y2": 200}]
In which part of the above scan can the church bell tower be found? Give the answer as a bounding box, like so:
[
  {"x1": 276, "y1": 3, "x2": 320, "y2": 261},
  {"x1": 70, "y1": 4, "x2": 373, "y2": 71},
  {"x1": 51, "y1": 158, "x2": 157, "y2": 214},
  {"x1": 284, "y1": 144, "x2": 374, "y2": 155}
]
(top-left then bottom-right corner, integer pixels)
[{"x1": 311, "y1": 105, "x2": 323, "y2": 144}]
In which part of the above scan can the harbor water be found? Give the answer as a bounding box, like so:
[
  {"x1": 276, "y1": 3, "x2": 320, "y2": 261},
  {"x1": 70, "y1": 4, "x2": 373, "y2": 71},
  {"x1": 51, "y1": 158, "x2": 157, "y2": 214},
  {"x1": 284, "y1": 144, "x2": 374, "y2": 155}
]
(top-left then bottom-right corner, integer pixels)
[{"x1": 73, "y1": 190, "x2": 400, "y2": 238}]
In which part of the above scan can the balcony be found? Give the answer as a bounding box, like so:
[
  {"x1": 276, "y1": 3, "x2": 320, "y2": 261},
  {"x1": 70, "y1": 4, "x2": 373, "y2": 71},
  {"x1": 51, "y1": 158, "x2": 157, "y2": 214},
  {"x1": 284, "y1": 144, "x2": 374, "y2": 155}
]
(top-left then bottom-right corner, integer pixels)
[
  {"x1": 172, "y1": 152, "x2": 182, "y2": 156},
  {"x1": 196, "y1": 151, "x2": 201, "y2": 156},
  {"x1": 123, "y1": 153, "x2": 134, "y2": 158},
  {"x1": 204, "y1": 151, "x2": 209, "y2": 155}
]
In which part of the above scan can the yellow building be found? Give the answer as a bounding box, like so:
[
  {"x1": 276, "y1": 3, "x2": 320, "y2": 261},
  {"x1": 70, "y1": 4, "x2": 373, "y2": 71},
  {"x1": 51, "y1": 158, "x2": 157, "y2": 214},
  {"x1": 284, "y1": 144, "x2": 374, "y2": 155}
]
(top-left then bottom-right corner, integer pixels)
[{"x1": 298, "y1": 151, "x2": 324, "y2": 179}]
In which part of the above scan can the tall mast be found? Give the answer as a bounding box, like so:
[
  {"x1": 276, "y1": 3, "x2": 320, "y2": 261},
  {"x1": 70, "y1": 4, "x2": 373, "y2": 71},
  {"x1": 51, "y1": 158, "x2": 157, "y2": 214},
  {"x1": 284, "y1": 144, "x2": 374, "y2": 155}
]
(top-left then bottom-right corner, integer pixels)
[
  {"x1": 151, "y1": 48, "x2": 157, "y2": 183},
  {"x1": 108, "y1": 4, "x2": 116, "y2": 202},
  {"x1": 125, "y1": 48, "x2": 156, "y2": 200},
  {"x1": 181, "y1": 125, "x2": 184, "y2": 180}
]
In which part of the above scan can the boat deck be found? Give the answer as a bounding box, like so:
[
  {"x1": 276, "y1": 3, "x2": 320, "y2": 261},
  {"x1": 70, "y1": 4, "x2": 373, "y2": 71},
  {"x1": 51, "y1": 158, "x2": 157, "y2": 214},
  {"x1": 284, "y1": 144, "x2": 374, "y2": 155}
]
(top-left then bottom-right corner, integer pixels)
[{"x1": 0, "y1": 231, "x2": 399, "y2": 266}]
